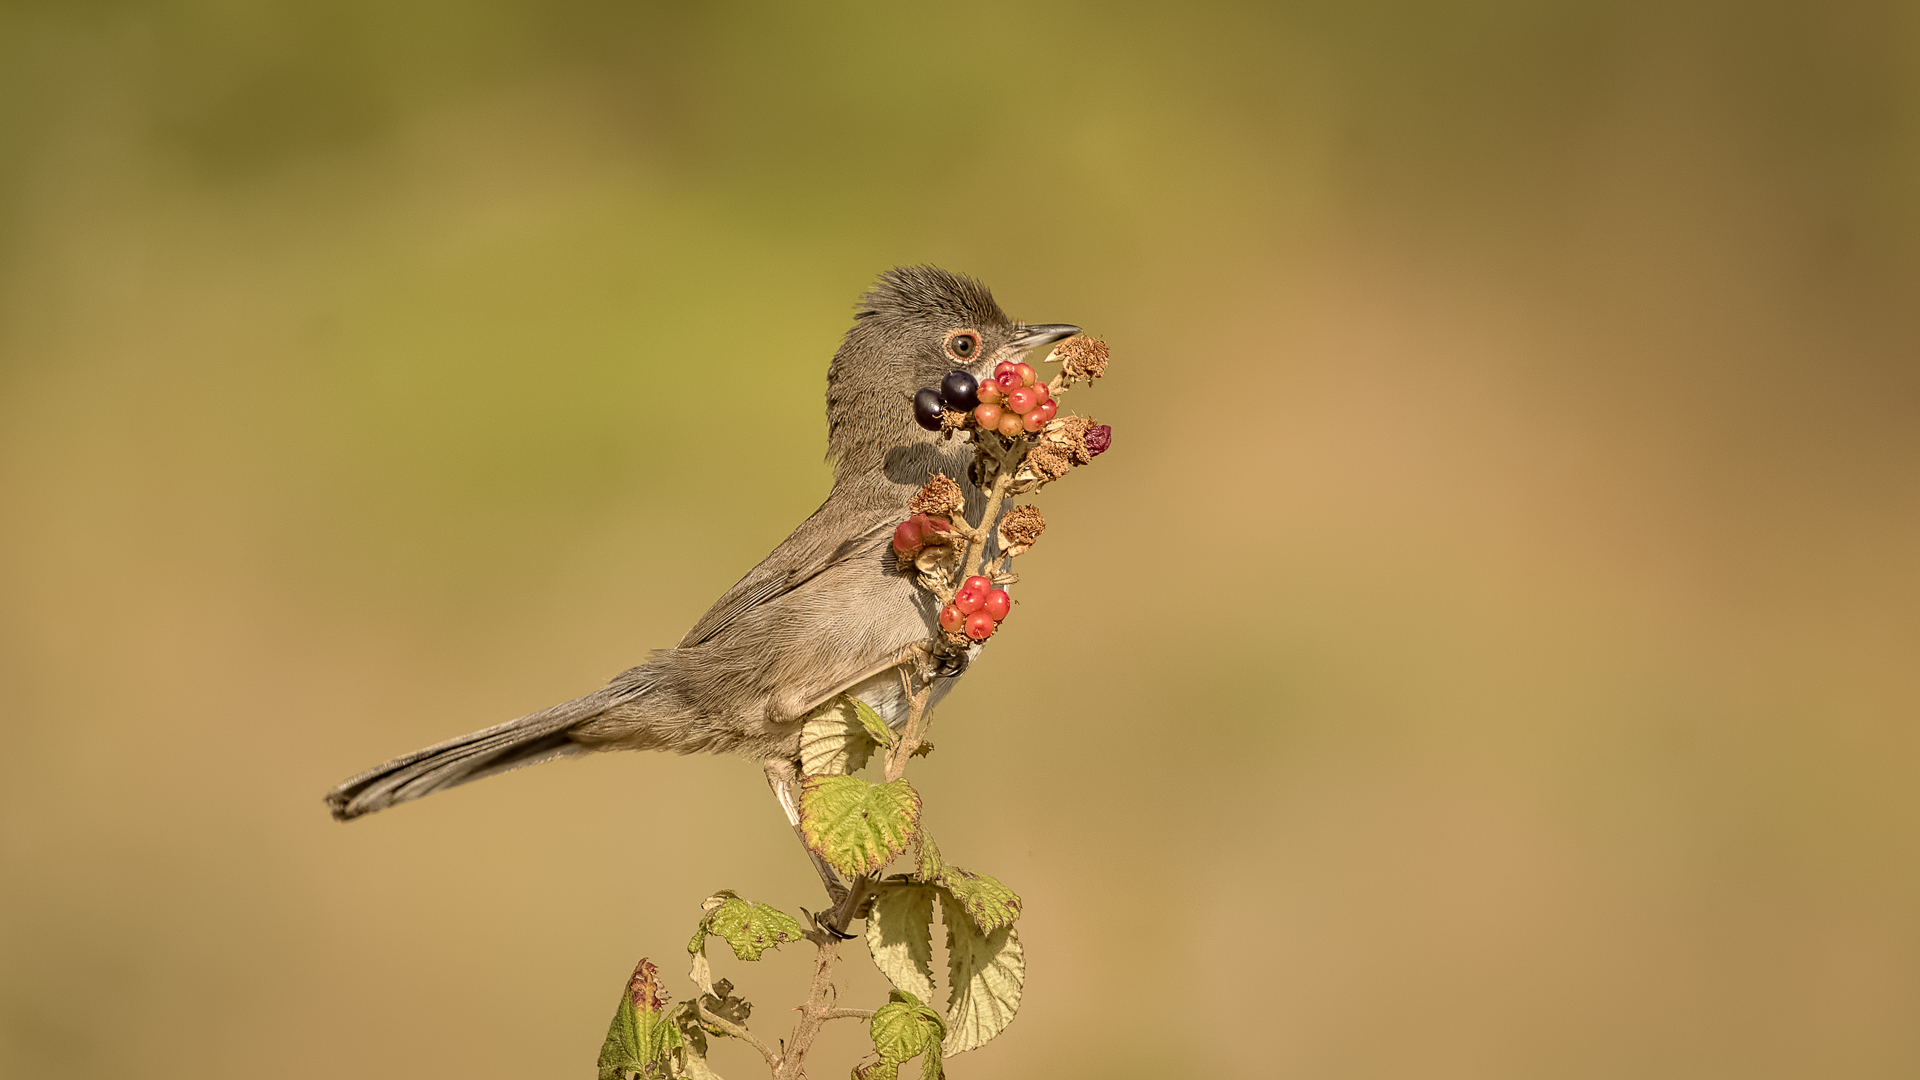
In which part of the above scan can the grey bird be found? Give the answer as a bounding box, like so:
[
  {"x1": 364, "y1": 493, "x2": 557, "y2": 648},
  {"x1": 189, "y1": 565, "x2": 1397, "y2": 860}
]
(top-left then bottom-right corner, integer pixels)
[{"x1": 324, "y1": 267, "x2": 1078, "y2": 851}]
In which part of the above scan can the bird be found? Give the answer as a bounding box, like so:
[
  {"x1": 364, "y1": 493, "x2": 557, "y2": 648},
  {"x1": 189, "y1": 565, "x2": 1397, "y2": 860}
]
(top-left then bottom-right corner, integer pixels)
[{"x1": 324, "y1": 267, "x2": 1079, "y2": 873}]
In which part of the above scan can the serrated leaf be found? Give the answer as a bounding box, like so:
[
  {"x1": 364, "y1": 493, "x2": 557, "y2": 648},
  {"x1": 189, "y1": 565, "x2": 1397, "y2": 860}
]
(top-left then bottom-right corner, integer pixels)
[
  {"x1": 598, "y1": 959, "x2": 680, "y2": 1080},
  {"x1": 863, "y1": 990, "x2": 946, "y2": 1080},
  {"x1": 935, "y1": 867, "x2": 1021, "y2": 934},
  {"x1": 798, "y1": 696, "x2": 877, "y2": 777},
  {"x1": 799, "y1": 776, "x2": 921, "y2": 878},
  {"x1": 865, "y1": 884, "x2": 937, "y2": 1003},
  {"x1": 914, "y1": 833, "x2": 942, "y2": 883},
  {"x1": 695, "y1": 893, "x2": 807, "y2": 962},
  {"x1": 850, "y1": 697, "x2": 896, "y2": 748},
  {"x1": 940, "y1": 895, "x2": 1025, "y2": 1056}
]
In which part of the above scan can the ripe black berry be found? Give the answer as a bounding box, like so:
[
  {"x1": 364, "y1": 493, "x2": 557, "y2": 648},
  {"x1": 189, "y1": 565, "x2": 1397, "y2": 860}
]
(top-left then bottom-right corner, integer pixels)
[
  {"x1": 913, "y1": 388, "x2": 945, "y2": 431},
  {"x1": 940, "y1": 370, "x2": 980, "y2": 412}
]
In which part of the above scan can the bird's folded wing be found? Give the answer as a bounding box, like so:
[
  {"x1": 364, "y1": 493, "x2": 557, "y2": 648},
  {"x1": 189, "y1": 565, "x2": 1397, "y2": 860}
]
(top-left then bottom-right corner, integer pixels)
[{"x1": 678, "y1": 517, "x2": 895, "y2": 649}]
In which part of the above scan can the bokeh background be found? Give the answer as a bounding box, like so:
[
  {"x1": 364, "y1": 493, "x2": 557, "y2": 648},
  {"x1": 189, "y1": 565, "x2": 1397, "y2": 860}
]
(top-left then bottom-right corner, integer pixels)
[{"x1": 4, "y1": 1, "x2": 1918, "y2": 1076}]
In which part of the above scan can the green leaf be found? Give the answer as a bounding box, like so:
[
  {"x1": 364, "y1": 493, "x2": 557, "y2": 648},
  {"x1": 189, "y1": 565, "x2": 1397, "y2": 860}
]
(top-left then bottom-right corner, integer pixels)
[
  {"x1": 692, "y1": 891, "x2": 807, "y2": 962},
  {"x1": 850, "y1": 697, "x2": 896, "y2": 748},
  {"x1": 864, "y1": 990, "x2": 946, "y2": 1080},
  {"x1": 940, "y1": 894, "x2": 1025, "y2": 1056},
  {"x1": 799, "y1": 776, "x2": 921, "y2": 878},
  {"x1": 865, "y1": 883, "x2": 937, "y2": 1003},
  {"x1": 914, "y1": 833, "x2": 942, "y2": 883},
  {"x1": 934, "y1": 867, "x2": 1022, "y2": 934},
  {"x1": 597, "y1": 959, "x2": 680, "y2": 1080},
  {"x1": 798, "y1": 696, "x2": 877, "y2": 777}
]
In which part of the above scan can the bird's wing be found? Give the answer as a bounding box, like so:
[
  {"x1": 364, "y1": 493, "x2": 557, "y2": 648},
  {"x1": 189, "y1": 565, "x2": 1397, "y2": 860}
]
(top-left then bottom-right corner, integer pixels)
[{"x1": 678, "y1": 516, "x2": 895, "y2": 649}]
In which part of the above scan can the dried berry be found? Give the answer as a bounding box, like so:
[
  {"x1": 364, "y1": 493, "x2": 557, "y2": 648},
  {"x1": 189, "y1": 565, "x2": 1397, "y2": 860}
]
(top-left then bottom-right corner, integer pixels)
[{"x1": 1085, "y1": 424, "x2": 1112, "y2": 456}]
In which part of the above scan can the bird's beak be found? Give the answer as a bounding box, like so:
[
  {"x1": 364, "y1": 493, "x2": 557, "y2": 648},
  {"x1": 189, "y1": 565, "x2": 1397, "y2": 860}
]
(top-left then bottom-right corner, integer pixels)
[{"x1": 1010, "y1": 323, "x2": 1082, "y2": 352}]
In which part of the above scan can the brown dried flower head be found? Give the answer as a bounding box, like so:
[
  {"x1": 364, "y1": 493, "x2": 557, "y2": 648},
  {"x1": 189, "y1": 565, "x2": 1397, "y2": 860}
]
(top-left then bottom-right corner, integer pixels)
[
  {"x1": 908, "y1": 473, "x2": 965, "y2": 517},
  {"x1": 939, "y1": 407, "x2": 969, "y2": 434},
  {"x1": 997, "y1": 505, "x2": 1046, "y2": 558},
  {"x1": 1055, "y1": 336, "x2": 1109, "y2": 382}
]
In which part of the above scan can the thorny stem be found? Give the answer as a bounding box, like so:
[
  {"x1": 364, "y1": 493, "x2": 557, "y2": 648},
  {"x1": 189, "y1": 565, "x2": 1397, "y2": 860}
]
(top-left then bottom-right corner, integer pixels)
[
  {"x1": 766, "y1": 933, "x2": 856, "y2": 1080},
  {"x1": 955, "y1": 435, "x2": 1024, "y2": 583}
]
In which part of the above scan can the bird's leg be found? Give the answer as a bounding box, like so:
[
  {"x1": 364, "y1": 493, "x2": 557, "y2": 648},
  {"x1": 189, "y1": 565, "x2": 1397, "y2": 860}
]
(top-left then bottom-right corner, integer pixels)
[{"x1": 763, "y1": 758, "x2": 851, "y2": 912}]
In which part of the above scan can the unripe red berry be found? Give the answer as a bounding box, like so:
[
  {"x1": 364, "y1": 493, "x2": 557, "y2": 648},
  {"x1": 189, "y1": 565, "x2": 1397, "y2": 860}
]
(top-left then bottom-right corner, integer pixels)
[
  {"x1": 977, "y1": 380, "x2": 1003, "y2": 405},
  {"x1": 954, "y1": 587, "x2": 986, "y2": 615},
  {"x1": 996, "y1": 412, "x2": 1025, "y2": 438},
  {"x1": 962, "y1": 576, "x2": 992, "y2": 594},
  {"x1": 1032, "y1": 381, "x2": 1051, "y2": 401},
  {"x1": 1036, "y1": 399, "x2": 1057, "y2": 423},
  {"x1": 1006, "y1": 386, "x2": 1039, "y2": 414},
  {"x1": 983, "y1": 589, "x2": 1011, "y2": 621},
  {"x1": 939, "y1": 605, "x2": 964, "y2": 632},
  {"x1": 995, "y1": 372, "x2": 1020, "y2": 393},
  {"x1": 964, "y1": 611, "x2": 996, "y2": 640},
  {"x1": 919, "y1": 515, "x2": 950, "y2": 541},
  {"x1": 1013, "y1": 362, "x2": 1037, "y2": 387},
  {"x1": 974, "y1": 403, "x2": 1003, "y2": 430},
  {"x1": 993, "y1": 361, "x2": 1018, "y2": 381},
  {"x1": 1022, "y1": 408, "x2": 1047, "y2": 432},
  {"x1": 893, "y1": 520, "x2": 923, "y2": 553}
]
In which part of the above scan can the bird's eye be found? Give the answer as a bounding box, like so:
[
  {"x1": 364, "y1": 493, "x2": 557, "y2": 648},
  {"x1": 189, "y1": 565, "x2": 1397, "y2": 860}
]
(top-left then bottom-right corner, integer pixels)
[{"x1": 947, "y1": 330, "x2": 980, "y2": 360}]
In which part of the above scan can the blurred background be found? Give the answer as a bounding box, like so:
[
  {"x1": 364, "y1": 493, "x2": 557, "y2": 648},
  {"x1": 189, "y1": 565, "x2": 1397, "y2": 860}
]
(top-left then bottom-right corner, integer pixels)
[{"x1": 3, "y1": 1, "x2": 1917, "y2": 1076}]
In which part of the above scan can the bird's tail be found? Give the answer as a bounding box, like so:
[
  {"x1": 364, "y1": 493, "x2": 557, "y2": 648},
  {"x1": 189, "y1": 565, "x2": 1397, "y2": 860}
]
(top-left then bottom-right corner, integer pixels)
[{"x1": 325, "y1": 686, "x2": 627, "y2": 821}]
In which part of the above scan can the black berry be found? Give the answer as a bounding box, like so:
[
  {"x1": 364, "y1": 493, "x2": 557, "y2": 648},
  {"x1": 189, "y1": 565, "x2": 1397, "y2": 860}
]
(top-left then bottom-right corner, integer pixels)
[
  {"x1": 940, "y1": 370, "x2": 980, "y2": 411},
  {"x1": 913, "y1": 388, "x2": 945, "y2": 431}
]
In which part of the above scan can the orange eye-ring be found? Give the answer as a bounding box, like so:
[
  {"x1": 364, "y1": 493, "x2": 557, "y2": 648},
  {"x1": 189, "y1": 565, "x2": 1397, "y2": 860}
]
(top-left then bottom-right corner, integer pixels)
[{"x1": 945, "y1": 329, "x2": 981, "y2": 362}]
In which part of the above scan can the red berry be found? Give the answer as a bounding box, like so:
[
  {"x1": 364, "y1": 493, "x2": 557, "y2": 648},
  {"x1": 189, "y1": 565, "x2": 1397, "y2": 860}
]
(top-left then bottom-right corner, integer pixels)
[
  {"x1": 1036, "y1": 399, "x2": 1057, "y2": 423},
  {"x1": 977, "y1": 380, "x2": 1003, "y2": 405},
  {"x1": 893, "y1": 520, "x2": 923, "y2": 553},
  {"x1": 1022, "y1": 409, "x2": 1047, "y2": 432},
  {"x1": 1013, "y1": 362, "x2": 1037, "y2": 387},
  {"x1": 994, "y1": 361, "x2": 1017, "y2": 381},
  {"x1": 995, "y1": 372, "x2": 1019, "y2": 393},
  {"x1": 964, "y1": 611, "x2": 996, "y2": 640},
  {"x1": 939, "y1": 605, "x2": 964, "y2": 632},
  {"x1": 919, "y1": 516, "x2": 949, "y2": 541},
  {"x1": 974, "y1": 403, "x2": 1003, "y2": 430},
  {"x1": 1032, "y1": 381, "x2": 1050, "y2": 401},
  {"x1": 984, "y1": 589, "x2": 1011, "y2": 621},
  {"x1": 1006, "y1": 386, "x2": 1039, "y2": 414},
  {"x1": 962, "y1": 576, "x2": 991, "y2": 594},
  {"x1": 954, "y1": 587, "x2": 985, "y2": 615},
  {"x1": 996, "y1": 412, "x2": 1025, "y2": 438}
]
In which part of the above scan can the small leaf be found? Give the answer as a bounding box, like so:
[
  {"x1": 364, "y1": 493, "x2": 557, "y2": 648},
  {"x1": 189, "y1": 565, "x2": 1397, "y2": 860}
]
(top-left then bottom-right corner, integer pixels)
[
  {"x1": 914, "y1": 834, "x2": 942, "y2": 883},
  {"x1": 934, "y1": 866, "x2": 1021, "y2": 934},
  {"x1": 866, "y1": 990, "x2": 947, "y2": 1080},
  {"x1": 850, "y1": 697, "x2": 896, "y2": 748},
  {"x1": 799, "y1": 696, "x2": 877, "y2": 777},
  {"x1": 598, "y1": 959, "x2": 679, "y2": 1080},
  {"x1": 696, "y1": 893, "x2": 807, "y2": 962},
  {"x1": 799, "y1": 776, "x2": 921, "y2": 878},
  {"x1": 940, "y1": 895, "x2": 1025, "y2": 1056},
  {"x1": 865, "y1": 884, "x2": 937, "y2": 1003}
]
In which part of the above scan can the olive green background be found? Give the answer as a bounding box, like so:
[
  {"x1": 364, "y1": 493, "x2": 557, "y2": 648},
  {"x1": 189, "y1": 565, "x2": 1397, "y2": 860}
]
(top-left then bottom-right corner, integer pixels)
[{"x1": 3, "y1": 1, "x2": 1917, "y2": 1077}]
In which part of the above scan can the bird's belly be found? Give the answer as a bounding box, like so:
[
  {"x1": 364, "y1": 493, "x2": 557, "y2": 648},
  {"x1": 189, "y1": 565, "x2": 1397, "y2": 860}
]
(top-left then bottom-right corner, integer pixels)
[{"x1": 845, "y1": 644, "x2": 983, "y2": 729}]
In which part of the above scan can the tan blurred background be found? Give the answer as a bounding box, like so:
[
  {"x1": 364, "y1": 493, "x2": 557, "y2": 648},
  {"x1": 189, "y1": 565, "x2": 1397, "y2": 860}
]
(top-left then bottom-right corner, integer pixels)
[{"x1": 3, "y1": 1, "x2": 1917, "y2": 1076}]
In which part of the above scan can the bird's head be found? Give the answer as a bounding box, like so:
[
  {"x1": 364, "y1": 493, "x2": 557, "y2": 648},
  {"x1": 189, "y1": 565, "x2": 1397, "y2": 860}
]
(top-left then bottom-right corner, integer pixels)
[{"x1": 826, "y1": 266, "x2": 1078, "y2": 483}]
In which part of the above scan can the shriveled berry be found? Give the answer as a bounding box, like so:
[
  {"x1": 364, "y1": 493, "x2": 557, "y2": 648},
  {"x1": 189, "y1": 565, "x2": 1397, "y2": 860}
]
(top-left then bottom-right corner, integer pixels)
[
  {"x1": 977, "y1": 379, "x2": 1003, "y2": 404},
  {"x1": 1085, "y1": 424, "x2": 1112, "y2": 456},
  {"x1": 1006, "y1": 386, "x2": 1039, "y2": 414},
  {"x1": 939, "y1": 605, "x2": 965, "y2": 632},
  {"x1": 1022, "y1": 408, "x2": 1047, "y2": 432},
  {"x1": 996, "y1": 412, "x2": 1025, "y2": 438},
  {"x1": 983, "y1": 589, "x2": 1011, "y2": 621},
  {"x1": 893, "y1": 520, "x2": 923, "y2": 553},
  {"x1": 940, "y1": 370, "x2": 979, "y2": 411},
  {"x1": 954, "y1": 587, "x2": 986, "y2": 615},
  {"x1": 974, "y1": 403, "x2": 1003, "y2": 430},
  {"x1": 1013, "y1": 362, "x2": 1037, "y2": 386},
  {"x1": 964, "y1": 611, "x2": 996, "y2": 640},
  {"x1": 913, "y1": 388, "x2": 944, "y2": 431}
]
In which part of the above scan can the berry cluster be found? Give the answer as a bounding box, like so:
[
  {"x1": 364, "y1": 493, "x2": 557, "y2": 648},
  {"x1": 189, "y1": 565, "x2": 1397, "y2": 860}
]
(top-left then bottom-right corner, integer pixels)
[
  {"x1": 912, "y1": 362, "x2": 1059, "y2": 436},
  {"x1": 937, "y1": 575, "x2": 1012, "y2": 642},
  {"x1": 890, "y1": 512, "x2": 951, "y2": 558}
]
